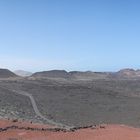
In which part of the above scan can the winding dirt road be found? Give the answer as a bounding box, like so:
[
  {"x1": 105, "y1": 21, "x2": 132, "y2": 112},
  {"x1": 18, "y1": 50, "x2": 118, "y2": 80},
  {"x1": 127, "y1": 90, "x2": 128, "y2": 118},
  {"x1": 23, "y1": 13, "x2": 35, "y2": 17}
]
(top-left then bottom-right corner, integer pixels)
[
  {"x1": 12, "y1": 89, "x2": 72, "y2": 129},
  {"x1": 1, "y1": 87, "x2": 71, "y2": 129}
]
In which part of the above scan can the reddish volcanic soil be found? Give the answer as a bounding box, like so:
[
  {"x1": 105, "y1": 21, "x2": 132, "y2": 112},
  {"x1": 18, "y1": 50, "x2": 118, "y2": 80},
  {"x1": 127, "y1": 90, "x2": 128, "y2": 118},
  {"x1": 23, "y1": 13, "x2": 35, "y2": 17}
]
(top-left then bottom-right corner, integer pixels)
[{"x1": 1, "y1": 120, "x2": 140, "y2": 140}]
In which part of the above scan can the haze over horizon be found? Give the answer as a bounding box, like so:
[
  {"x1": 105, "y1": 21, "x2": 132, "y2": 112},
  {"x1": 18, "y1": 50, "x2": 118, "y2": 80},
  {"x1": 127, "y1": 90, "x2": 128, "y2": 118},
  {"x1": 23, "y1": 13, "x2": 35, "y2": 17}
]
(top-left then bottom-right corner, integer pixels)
[{"x1": 0, "y1": 0, "x2": 140, "y2": 72}]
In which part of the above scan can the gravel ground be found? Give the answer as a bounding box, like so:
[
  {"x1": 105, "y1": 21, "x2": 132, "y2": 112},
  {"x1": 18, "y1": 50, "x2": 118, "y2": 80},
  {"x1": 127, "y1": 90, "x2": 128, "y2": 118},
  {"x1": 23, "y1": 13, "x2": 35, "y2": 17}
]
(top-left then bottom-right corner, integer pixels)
[{"x1": 1, "y1": 78, "x2": 140, "y2": 127}]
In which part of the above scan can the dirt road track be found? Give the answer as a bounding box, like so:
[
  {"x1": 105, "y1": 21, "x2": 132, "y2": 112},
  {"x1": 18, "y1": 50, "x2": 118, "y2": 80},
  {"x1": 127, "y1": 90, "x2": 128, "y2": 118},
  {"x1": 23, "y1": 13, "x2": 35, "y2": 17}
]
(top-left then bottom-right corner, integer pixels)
[{"x1": 1, "y1": 87, "x2": 72, "y2": 130}]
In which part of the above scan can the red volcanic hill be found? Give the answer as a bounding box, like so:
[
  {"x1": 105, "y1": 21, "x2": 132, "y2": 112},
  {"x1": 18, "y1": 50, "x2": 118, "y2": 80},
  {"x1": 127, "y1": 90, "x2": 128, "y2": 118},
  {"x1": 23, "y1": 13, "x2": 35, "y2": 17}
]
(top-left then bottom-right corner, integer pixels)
[
  {"x1": 109, "y1": 68, "x2": 140, "y2": 79},
  {"x1": 1, "y1": 119, "x2": 140, "y2": 140}
]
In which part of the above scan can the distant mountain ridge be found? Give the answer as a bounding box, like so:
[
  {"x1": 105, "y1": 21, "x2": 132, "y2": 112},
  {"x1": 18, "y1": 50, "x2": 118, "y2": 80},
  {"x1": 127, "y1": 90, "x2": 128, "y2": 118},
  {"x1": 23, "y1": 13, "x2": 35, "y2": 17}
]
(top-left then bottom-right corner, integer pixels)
[
  {"x1": 31, "y1": 68, "x2": 140, "y2": 80},
  {"x1": 0, "y1": 68, "x2": 140, "y2": 80},
  {"x1": 31, "y1": 69, "x2": 112, "y2": 80}
]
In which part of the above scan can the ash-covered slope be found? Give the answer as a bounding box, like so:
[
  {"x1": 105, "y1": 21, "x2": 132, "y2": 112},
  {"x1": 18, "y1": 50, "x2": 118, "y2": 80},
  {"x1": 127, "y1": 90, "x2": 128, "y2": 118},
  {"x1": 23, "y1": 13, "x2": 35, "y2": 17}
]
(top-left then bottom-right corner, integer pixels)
[
  {"x1": 69, "y1": 71, "x2": 110, "y2": 80},
  {"x1": 0, "y1": 69, "x2": 18, "y2": 78}
]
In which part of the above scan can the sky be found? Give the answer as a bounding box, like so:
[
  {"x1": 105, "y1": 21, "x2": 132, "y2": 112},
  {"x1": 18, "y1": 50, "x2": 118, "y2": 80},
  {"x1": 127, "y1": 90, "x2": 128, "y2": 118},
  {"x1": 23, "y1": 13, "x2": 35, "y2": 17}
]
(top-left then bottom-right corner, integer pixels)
[{"x1": 0, "y1": 0, "x2": 140, "y2": 72}]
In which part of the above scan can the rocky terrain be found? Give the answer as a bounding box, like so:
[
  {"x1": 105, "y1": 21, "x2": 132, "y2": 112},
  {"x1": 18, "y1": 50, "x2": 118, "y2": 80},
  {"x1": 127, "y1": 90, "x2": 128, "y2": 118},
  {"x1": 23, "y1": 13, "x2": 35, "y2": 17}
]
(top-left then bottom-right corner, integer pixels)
[{"x1": 0, "y1": 68, "x2": 140, "y2": 128}]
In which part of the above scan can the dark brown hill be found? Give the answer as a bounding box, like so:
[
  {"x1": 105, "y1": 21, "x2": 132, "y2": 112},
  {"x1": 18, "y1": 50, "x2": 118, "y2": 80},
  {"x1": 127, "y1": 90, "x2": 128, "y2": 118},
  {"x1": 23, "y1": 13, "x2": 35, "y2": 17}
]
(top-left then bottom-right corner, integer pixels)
[
  {"x1": 0, "y1": 69, "x2": 18, "y2": 78},
  {"x1": 31, "y1": 70, "x2": 111, "y2": 80},
  {"x1": 32, "y1": 70, "x2": 70, "y2": 78}
]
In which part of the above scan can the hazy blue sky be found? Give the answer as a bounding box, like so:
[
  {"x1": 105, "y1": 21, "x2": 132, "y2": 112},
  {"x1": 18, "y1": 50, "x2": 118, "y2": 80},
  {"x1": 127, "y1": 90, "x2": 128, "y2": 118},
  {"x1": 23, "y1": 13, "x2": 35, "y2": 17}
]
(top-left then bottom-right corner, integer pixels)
[{"x1": 0, "y1": 0, "x2": 140, "y2": 72}]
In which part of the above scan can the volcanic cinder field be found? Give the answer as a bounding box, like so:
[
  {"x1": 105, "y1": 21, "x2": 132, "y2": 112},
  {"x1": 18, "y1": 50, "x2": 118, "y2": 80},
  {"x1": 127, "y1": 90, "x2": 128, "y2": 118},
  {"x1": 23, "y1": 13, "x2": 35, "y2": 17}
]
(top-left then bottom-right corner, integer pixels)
[{"x1": 1, "y1": 68, "x2": 140, "y2": 139}]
